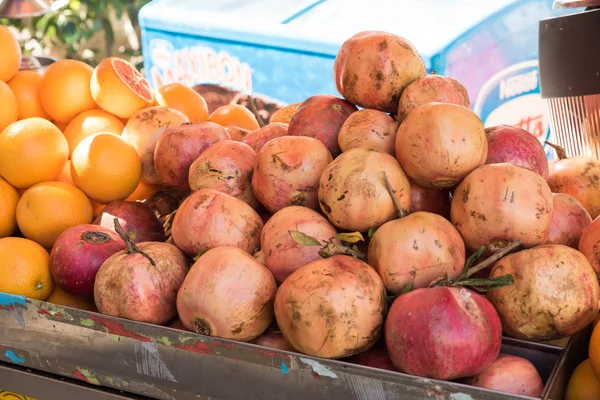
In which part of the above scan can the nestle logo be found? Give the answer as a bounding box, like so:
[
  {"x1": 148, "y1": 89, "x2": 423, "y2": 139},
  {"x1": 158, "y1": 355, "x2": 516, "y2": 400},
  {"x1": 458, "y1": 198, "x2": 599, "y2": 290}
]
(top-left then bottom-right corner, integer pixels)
[{"x1": 499, "y1": 70, "x2": 539, "y2": 101}]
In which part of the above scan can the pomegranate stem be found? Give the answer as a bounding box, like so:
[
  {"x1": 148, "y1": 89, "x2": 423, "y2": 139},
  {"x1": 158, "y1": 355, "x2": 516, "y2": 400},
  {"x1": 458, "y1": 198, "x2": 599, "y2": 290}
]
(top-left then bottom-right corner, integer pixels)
[
  {"x1": 544, "y1": 141, "x2": 567, "y2": 160},
  {"x1": 248, "y1": 95, "x2": 265, "y2": 127},
  {"x1": 465, "y1": 240, "x2": 521, "y2": 279},
  {"x1": 113, "y1": 218, "x2": 156, "y2": 267},
  {"x1": 382, "y1": 171, "x2": 409, "y2": 218}
]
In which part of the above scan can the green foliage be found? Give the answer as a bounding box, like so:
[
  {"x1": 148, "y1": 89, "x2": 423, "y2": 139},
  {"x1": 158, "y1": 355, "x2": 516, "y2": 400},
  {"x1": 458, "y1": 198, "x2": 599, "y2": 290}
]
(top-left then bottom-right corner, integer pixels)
[{"x1": 1, "y1": 0, "x2": 151, "y2": 68}]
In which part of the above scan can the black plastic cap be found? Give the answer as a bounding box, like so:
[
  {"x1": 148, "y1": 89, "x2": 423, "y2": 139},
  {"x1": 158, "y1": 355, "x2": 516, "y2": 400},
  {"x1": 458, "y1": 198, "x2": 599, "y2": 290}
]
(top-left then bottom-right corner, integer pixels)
[{"x1": 539, "y1": 8, "x2": 600, "y2": 99}]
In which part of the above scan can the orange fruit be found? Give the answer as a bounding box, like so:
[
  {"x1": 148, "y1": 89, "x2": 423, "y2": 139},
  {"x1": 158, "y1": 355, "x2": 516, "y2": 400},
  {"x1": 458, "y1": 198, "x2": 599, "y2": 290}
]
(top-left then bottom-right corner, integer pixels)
[
  {"x1": 46, "y1": 286, "x2": 97, "y2": 312},
  {"x1": 208, "y1": 104, "x2": 260, "y2": 131},
  {"x1": 57, "y1": 160, "x2": 75, "y2": 186},
  {"x1": 0, "y1": 176, "x2": 20, "y2": 238},
  {"x1": 53, "y1": 120, "x2": 68, "y2": 132},
  {"x1": 63, "y1": 109, "x2": 124, "y2": 157},
  {"x1": 90, "y1": 57, "x2": 154, "y2": 119},
  {"x1": 16, "y1": 181, "x2": 93, "y2": 249},
  {"x1": 155, "y1": 83, "x2": 209, "y2": 122},
  {"x1": 0, "y1": 237, "x2": 53, "y2": 300},
  {"x1": 270, "y1": 102, "x2": 300, "y2": 124},
  {"x1": 71, "y1": 132, "x2": 142, "y2": 203},
  {"x1": 39, "y1": 59, "x2": 96, "y2": 123},
  {"x1": 566, "y1": 359, "x2": 600, "y2": 400},
  {"x1": 0, "y1": 26, "x2": 21, "y2": 82},
  {"x1": 0, "y1": 80, "x2": 18, "y2": 132},
  {"x1": 590, "y1": 320, "x2": 600, "y2": 379},
  {"x1": 0, "y1": 118, "x2": 68, "y2": 189},
  {"x1": 91, "y1": 199, "x2": 106, "y2": 218},
  {"x1": 7, "y1": 71, "x2": 50, "y2": 120},
  {"x1": 125, "y1": 181, "x2": 161, "y2": 201}
]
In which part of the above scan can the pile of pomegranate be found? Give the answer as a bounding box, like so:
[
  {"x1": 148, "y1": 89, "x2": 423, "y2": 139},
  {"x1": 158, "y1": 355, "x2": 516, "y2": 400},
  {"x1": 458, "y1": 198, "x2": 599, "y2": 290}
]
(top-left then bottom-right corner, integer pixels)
[{"x1": 48, "y1": 29, "x2": 600, "y2": 397}]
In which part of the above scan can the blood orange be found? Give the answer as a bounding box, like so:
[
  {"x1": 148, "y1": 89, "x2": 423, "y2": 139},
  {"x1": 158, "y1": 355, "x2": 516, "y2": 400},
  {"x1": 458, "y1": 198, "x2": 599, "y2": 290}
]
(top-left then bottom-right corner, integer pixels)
[{"x1": 90, "y1": 57, "x2": 154, "y2": 119}]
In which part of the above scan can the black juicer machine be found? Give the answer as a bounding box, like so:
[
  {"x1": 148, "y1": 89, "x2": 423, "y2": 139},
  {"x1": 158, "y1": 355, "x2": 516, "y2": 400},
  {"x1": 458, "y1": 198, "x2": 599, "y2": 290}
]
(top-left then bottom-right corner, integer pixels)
[{"x1": 539, "y1": 1, "x2": 600, "y2": 158}]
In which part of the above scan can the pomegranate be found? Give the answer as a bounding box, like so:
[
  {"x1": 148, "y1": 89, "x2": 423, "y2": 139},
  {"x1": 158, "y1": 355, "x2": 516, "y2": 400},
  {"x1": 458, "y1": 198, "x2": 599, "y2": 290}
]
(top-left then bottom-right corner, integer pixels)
[
  {"x1": 252, "y1": 331, "x2": 295, "y2": 352},
  {"x1": 261, "y1": 206, "x2": 337, "y2": 284},
  {"x1": 397, "y1": 75, "x2": 470, "y2": 121},
  {"x1": 337, "y1": 109, "x2": 398, "y2": 155},
  {"x1": 50, "y1": 224, "x2": 125, "y2": 300},
  {"x1": 274, "y1": 255, "x2": 385, "y2": 359},
  {"x1": 188, "y1": 140, "x2": 258, "y2": 209},
  {"x1": 368, "y1": 212, "x2": 465, "y2": 293},
  {"x1": 347, "y1": 342, "x2": 397, "y2": 372},
  {"x1": 395, "y1": 102, "x2": 487, "y2": 188},
  {"x1": 334, "y1": 31, "x2": 426, "y2": 113},
  {"x1": 547, "y1": 156, "x2": 600, "y2": 219},
  {"x1": 287, "y1": 94, "x2": 357, "y2": 157},
  {"x1": 488, "y1": 244, "x2": 600, "y2": 341},
  {"x1": 252, "y1": 136, "x2": 333, "y2": 213},
  {"x1": 485, "y1": 125, "x2": 549, "y2": 179},
  {"x1": 121, "y1": 106, "x2": 189, "y2": 185},
  {"x1": 166, "y1": 316, "x2": 188, "y2": 331},
  {"x1": 464, "y1": 354, "x2": 544, "y2": 397},
  {"x1": 410, "y1": 180, "x2": 450, "y2": 217},
  {"x1": 94, "y1": 200, "x2": 165, "y2": 243},
  {"x1": 94, "y1": 221, "x2": 189, "y2": 324},
  {"x1": 177, "y1": 246, "x2": 277, "y2": 341},
  {"x1": 385, "y1": 286, "x2": 502, "y2": 380},
  {"x1": 451, "y1": 163, "x2": 553, "y2": 251},
  {"x1": 578, "y1": 217, "x2": 600, "y2": 279},
  {"x1": 318, "y1": 147, "x2": 411, "y2": 232},
  {"x1": 171, "y1": 189, "x2": 263, "y2": 257},
  {"x1": 242, "y1": 122, "x2": 288, "y2": 153},
  {"x1": 225, "y1": 126, "x2": 250, "y2": 141},
  {"x1": 154, "y1": 121, "x2": 229, "y2": 189},
  {"x1": 547, "y1": 193, "x2": 592, "y2": 248}
]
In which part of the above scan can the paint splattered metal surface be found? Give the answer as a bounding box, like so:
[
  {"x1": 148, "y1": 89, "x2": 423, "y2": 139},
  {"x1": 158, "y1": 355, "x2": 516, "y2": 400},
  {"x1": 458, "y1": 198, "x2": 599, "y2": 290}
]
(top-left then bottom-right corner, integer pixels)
[{"x1": 0, "y1": 292, "x2": 582, "y2": 400}]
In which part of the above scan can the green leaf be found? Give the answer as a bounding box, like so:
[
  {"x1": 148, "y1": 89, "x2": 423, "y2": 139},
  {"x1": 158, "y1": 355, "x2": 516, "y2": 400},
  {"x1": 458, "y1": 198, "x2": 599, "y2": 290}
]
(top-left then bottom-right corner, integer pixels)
[
  {"x1": 367, "y1": 226, "x2": 379, "y2": 238},
  {"x1": 464, "y1": 247, "x2": 485, "y2": 272},
  {"x1": 289, "y1": 231, "x2": 321, "y2": 247},
  {"x1": 400, "y1": 280, "x2": 414, "y2": 295},
  {"x1": 335, "y1": 232, "x2": 364, "y2": 244}
]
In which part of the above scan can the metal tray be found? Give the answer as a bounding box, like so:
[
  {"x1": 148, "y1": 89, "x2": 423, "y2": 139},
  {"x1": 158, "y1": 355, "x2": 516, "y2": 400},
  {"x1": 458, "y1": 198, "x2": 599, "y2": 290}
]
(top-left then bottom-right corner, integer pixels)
[{"x1": 0, "y1": 291, "x2": 588, "y2": 400}]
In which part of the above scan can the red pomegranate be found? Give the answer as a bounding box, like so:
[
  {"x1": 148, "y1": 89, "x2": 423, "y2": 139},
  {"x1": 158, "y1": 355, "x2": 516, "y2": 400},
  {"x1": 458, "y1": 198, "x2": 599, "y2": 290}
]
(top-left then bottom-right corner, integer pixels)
[
  {"x1": 287, "y1": 94, "x2": 357, "y2": 157},
  {"x1": 94, "y1": 200, "x2": 165, "y2": 243},
  {"x1": 547, "y1": 193, "x2": 592, "y2": 248},
  {"x1": 153, "y1": 121, "x2": 229, "y2": 189},
  {"x1": 450, "y1": 163, "x2": 553, "y2": 251},
  {"x1": 50, "y1": 224, "x2": 125, "y2": 300},
  {"x1": 579, "y1": 217, "x2": 600, "y2": 279},
  {"x1": 171, "y1": 189, "x2": 264, "y2": 257},
  {"x1": 261, "y1": 206, "x2": 337, "y2": 284},
  {"x1": 252, "y1": 331, "x2": 295, "y2": 352},
  {"x1": 485, "y1": 125, "x2": 549, "y2": 179},
  {"x1": 188, "y1": 140, "x2": 259, "y2": 209},
  {"x1": 385, "y1": 286, "x2": 502, "y2": 380},
  {"x1": 274, "y1": 255, "x2": 386, "y2": 359},
  {"x1": 242, "y1": 122, "x2": 288, "y2": 153},
  {"x1": 334, "y1": 30, "x2": 426, "y2": 113},
  {"x1": 368, "y1": 212, "x2": 465, "y2": 293},
  {"x1": 395, "y1": 102, "x2": 487, "y2": 189},
  {"x1": 337, "y1": 109, "x2": 398, "y2": 155},
  {"x1": 409, "y1": 180, "x2": 450, "y2": 217},
  {"x1": 94, "y1": 223, "x2": 189, "y2": 325},
  {"x1": 464, "y1": 354, "x2": 544, "y2": 397},
  {"x1": 398, "y1": 75, "x2": 470, "y2": 122},
  {"x1": 176, "y1": 246, "x2": 277, "y2": 341},
  {"x1": 547, "y1": 156, "x2": 600, "y2": 219},
  {"x1": 488, "y1": 244, "x2": 600, "y2": 341},
  {"x1": 318, "y1": 147, "x2": 411, "y2": 232},
  {"x1": 252, "y1": 136, "x2": 333, "y2": 213}
]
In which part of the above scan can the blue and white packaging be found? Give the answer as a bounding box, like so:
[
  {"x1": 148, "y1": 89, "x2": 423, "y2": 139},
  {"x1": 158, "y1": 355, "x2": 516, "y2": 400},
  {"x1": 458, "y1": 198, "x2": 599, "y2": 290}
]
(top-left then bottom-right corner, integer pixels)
[{"x1": 139, "y1": 0, "x2": 576, "y2": 158}]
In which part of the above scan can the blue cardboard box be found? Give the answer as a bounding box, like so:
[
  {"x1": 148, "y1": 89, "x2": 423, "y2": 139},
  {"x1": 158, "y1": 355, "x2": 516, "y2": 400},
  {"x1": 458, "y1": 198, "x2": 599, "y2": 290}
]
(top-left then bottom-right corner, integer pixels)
[{"x1": 139, "y1": 0, "x2": 575, "y2": 157}]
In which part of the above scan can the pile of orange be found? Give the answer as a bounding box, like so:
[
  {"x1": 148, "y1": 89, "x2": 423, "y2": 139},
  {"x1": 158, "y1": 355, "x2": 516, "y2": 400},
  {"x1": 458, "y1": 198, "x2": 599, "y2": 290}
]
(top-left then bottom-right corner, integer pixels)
[
  {"x1": 565, "y1": 317, "x2": 600, "y2": 399},
  {"x1": 0, "y1": 25, "x2": 270, "y2": 309}
]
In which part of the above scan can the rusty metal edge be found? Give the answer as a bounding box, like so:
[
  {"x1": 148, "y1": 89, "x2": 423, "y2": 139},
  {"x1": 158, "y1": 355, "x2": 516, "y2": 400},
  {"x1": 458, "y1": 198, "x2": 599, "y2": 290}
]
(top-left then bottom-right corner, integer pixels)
[{"x1": 0, "y1": 292, "x2": 569, "y2": 400}]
